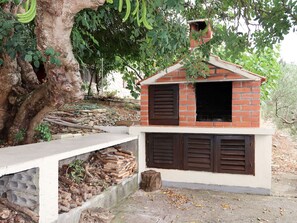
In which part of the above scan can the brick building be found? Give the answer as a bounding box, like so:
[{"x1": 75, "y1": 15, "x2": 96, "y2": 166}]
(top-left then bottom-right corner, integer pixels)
[{"x1": 130, "y1": 20, "x2": 273, "y2": 194}]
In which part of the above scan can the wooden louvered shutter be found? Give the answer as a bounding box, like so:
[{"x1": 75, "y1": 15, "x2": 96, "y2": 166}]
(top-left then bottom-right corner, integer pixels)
[
  {"x1": 146, "y1": 133, "x2": 179, "y2": 169},
  {"x1": 214, "y1": 135, "x2": 254, "y2": 175},
  {"x1": 183, "y1": 134, "x2": 213, "y2": 172},
  {"x1": 149, "y1": 84, "x2": 179, "y2": 125}
]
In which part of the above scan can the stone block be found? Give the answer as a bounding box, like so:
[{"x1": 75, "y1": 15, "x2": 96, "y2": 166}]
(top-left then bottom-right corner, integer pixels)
[{"x1": 6, "y1": 190, "x2": 38, "y2": 210}]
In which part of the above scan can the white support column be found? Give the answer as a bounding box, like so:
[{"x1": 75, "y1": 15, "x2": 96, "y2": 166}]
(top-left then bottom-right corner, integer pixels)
[
  {"x1": 39, "y1": 158, "x2": 59, "y2": 223},
  {"x1": 137, "y1": 133, "x2": 146, "y2": 183}
]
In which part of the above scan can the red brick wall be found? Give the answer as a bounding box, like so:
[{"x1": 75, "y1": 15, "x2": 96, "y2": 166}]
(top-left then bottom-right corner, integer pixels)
[
  {"x1": 231, "y1": 81, "x2": 261, "y2": 127},
  {"x1": 156, "y1": 66, "x2": 245, "y2": 83},
  {"x1": 140, "y1": 67, "x2": 261, "y2": 127},
  {"x1": 178, "y1": 82, "x2": 261, "y2": 127},
  {"x1": 140, "y1": 85, "x2": 149, "y2": 126},
  {"x1": 189, "y1": 23, "x2": 212, "y2": 48},
  {"x1": 179, "y1": 84, "x2": 196, "y2": 126}
]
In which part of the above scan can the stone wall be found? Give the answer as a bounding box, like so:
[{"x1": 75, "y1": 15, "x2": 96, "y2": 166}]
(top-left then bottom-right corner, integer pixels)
[{"x1": 0, "y1": 168, "x2": 39, "y2": 212}]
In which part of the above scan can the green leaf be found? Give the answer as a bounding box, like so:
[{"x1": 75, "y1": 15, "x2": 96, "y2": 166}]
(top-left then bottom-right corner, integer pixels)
[
  {"x1": 55, "y1": 59, "x2": 62, "y2": 66},
  {"x1": 45, "y1": 47, "x2": 55, "y2": 56},
  {"x1": 33, "y1": 60, "x2": 40, "y2": 68},
  {"x1": 50, "y1": 56, "x2": 56, "y2": 64},
  {"x1": 24, "y1": 54, "x2": 33, "y2": 62}
]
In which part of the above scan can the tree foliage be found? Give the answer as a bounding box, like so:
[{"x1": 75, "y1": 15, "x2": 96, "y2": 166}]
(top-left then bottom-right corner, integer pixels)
[
  {"x1": 186, "y1": 0, "x2": 296, "y2": 49},
  {"x1": 266, "y1": 63, "x2": 297, "y2": 136},
  {"x1": 2, "y1": 0, "x2": 294, "y2": 98},
  {"x1": 215, "y1": 46, "x2": 282, "y2": 100},
  {"x1": 0, "y1": 0, "x2": 296, "y2": 144},
  {"x1": 74, "y1": 0, "x2": 296, "y2": 97},
  {"x1": 71, "y1": 1, "x2": 189, "y2": 98},
  {"x1": 0, "y1": 9, "x2": 36, "y2": 64}
]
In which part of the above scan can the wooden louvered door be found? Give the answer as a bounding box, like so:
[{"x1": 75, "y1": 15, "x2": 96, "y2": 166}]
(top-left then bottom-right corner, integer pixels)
[
  {"x1": 149, "y1": 84, "x2": 179, "y2": 125},
  {"x1": 183, "y1": 134, "x2": 214, "y2": 172},
  {"x1": 214, "y1": 135, "x2": 254, "y2": 175},
  {"x1": 146, "y1": 133, "x2": 255, "y2": 175},
  {"x1": 146, "y1": 133, "x2": 180, "y2": 169}
]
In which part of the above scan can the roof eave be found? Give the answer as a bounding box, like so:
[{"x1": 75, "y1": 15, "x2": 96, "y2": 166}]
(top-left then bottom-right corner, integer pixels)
[{"x1": 139, "y1": 54, "x2": 266, "y2": 85}]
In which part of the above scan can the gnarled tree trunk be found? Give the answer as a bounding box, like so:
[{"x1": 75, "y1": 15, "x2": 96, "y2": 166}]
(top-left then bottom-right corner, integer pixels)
[{"x1": 0, "y1": 0, "x2": 106, "y2": 145}]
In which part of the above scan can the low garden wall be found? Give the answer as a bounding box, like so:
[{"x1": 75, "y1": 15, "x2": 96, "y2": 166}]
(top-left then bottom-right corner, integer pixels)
[{"x1": 0, "y1": 133, "x2": 138, "y2": 223}]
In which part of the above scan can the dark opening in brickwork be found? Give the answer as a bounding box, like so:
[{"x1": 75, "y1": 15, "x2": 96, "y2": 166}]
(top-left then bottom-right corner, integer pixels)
[{"x1": 196, "y1": 82, "x2": 232, "y2": 122}]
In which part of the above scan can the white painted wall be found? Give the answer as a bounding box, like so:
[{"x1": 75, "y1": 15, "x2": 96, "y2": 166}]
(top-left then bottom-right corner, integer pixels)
[
  {"x1": 103, "y1": 72, "x2": 134, "y2": 98},
  {"x1": 129, "y1": 126, "x2": 273, "y2": 194},
  {"x1": 0, "y1": 133, "x2": 138, "y2": 223}
]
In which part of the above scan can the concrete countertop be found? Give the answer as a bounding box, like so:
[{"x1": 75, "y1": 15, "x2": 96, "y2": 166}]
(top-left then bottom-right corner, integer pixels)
[
  {"x1": 129, "y1": 125, "x2": 274, "y2": 135},
  {"x1": 0, "y1": 133, "x2": 138, "y2": 177}
]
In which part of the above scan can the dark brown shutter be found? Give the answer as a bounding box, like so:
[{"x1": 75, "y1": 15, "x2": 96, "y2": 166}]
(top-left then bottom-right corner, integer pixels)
[
  {"x1": 215, "y1": 135, "x2": 254, "y2": 175},
  {"x1": 146, "y1": 133, "x2": 179, "y2": 169},
  {"x1": 149, "y1": 84, "x2": 179, "y2": 125},
  {"x1": 183, "y1": 134, "x2": 213, "y2": 172}
]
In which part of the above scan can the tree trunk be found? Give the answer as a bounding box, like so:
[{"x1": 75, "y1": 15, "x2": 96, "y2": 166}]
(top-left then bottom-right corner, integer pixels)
[
  {"x1": 1, "y1": 0, "x2": 106, "y2": 145},
  {"x1": 0, "y1": 54, "x2": 20, "y2": 134},
  {"x1": 140, "y1": 170, "x2": 162, "y2": 192},
  {"x1": 0, "y1": 3, "x2": 21, "y2": 135}
]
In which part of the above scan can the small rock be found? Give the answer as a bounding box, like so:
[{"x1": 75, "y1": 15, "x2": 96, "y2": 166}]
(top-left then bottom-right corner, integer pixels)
[
  {"x1": 0, "y1": 208, "x2": 11, "y2": 220},
  {"x1": 79, "y1": 207, "x2": 114, "y2": 223},
  {"x1": 92, "y1": 109, "x2": 107, "y2": 113}
]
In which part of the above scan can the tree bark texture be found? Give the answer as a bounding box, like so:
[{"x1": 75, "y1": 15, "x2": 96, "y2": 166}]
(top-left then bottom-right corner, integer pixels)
[
  {"x1": 140, "y1": 170, "x2": 162, "y2": 192},
  {"x1": 0, "y1": 0, "x2": 106, "y2": 144}
]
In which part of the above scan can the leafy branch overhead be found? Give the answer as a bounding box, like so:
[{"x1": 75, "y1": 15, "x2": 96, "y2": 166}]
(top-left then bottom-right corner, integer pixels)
[
  {"x1": 107, "y1": 0, "x2": 153, "y2": 29},
  {"x1": 16, "y1": 0, "x2": 153, "y2": 29}
]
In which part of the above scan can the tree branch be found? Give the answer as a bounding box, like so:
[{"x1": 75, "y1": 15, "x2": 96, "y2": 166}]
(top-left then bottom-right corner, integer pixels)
[
  {"x1": 44, "y1": 117, "x2": 103, "y2": 131},
  {"x1": 17, "y1": 58, "x2": 40, "y2": 90},
  {"x1": 0, "y1": 198, "x2": 39, "y2": 223},
  {"x1": 119, "y1": 57, "x2": 143, "y2": 80},
  {"x1": 275, "y1": 101, "x2": 297, "y2": 125},
  {"x1": 69, "y1": 0, "x2": 106, "y2": 14}
]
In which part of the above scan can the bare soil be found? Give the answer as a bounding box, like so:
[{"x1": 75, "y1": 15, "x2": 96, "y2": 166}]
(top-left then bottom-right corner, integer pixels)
[
  {"x1": 111, "y1": 188, "x2": 297, "y2": 223},
  {"x1": 272, "y1": 130, "x2": 297, "y2": 175},
  {"x1": 46, "y1": 98, "x2": 140, "y2": 136}
]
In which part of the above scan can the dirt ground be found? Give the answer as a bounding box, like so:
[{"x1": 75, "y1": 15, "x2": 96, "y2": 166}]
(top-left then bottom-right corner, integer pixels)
[
  {"x1": 110, "y1": 130, "x2": 297, "y2": 223},
  {"x1": 111, "y1": 188, "x2": 297, "y2": 223}
]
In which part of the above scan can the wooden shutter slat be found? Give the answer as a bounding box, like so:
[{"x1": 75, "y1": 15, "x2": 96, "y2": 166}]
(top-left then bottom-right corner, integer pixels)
[
  {"x1": 188, "y1": 152, "x2": 211, "y2": 157},
  {"x1": 188, "y1": 158, "x2": 211, "y2": 163},
  {"x1": 215, "y1": 135, "x2": 254, "y2": 175},
  {"x1": 146, "y1": 133, "x2": 179, "y2": 169},
  {"x1": 187, "y1": 163, "x2": 212, "y2": 168},
  {"x1": 184, "y1": 134, "x2": 213, "y2": 172},
  {"x1": 221, "y1": 151, "x2": 245, "y2": 156},
  {"x1": 149, "y1": 84, "x2": 179, "y2": 125}
]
